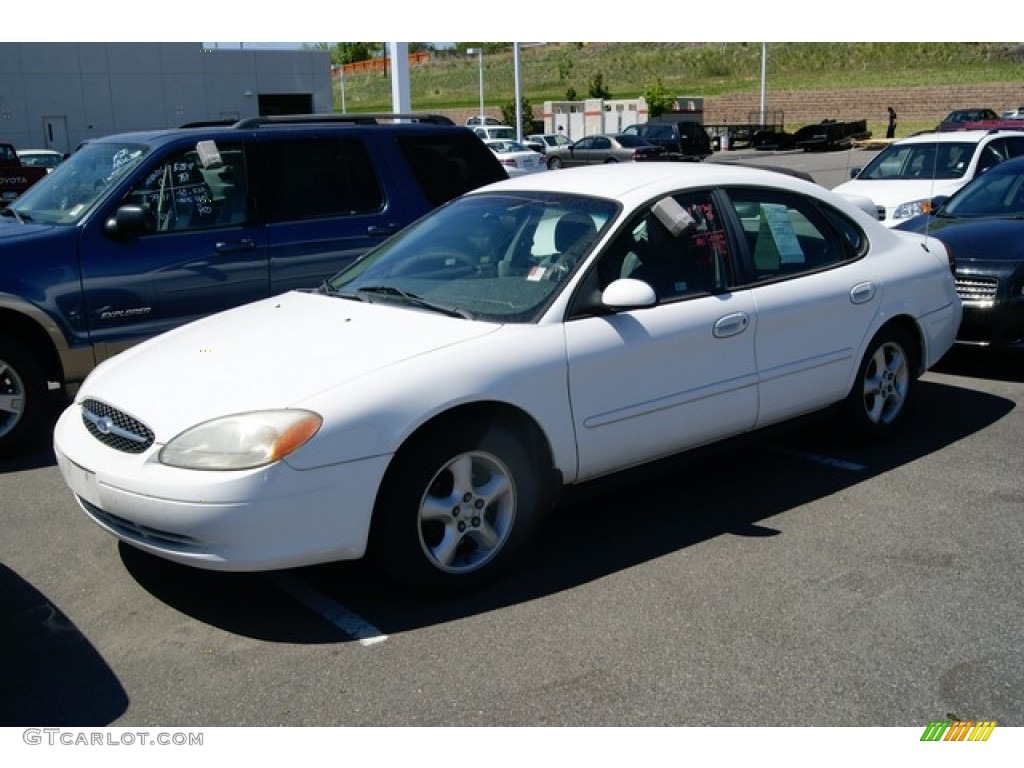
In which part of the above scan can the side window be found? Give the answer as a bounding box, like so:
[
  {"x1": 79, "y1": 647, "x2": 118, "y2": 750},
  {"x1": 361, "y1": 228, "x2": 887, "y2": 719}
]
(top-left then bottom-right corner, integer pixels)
[
  {"x1": 606, "y1": 191, "x2": 732, "y2": 302},
  {"x1": 727, "y1": 189, "x2": 864, "y2": 282},
  {"x1": 397, "y1": 133, "x2": 507, "y2": 207},
  {"x1": 976, "y1": 144, "x2": 1004, "y2": 176},
  {"x1": 261, "y1": 137, "x2": 383, "y2": 223},
  {"x1": 127, "y1": 143, "x2": 247, "y2": 232}
]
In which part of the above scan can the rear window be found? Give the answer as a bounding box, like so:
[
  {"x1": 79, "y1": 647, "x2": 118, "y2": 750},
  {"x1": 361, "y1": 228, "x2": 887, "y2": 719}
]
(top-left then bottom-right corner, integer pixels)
[{"x1": 398, "y1": 133, "x2": 507, "y2": 207}]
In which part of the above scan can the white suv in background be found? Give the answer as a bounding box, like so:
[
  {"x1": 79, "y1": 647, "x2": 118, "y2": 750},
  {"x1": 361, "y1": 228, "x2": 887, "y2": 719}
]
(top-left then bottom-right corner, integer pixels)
[
  {"x1": 473, "y1": 125, "x2": 517, "y2": 141},
  {"x1": 832, "y1": 129, "x2": 1024, "y2": 227}
]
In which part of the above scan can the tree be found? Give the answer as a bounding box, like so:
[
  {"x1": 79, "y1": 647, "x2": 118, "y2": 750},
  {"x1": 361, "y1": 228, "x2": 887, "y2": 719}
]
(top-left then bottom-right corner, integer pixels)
[
  {"x1": 500, "y1": 98, "x2": 536, "y2": 131},
  {"x1": 643, "y1": 79, "x2": 676, "y2": 119},
  {"x1": 588, "y1": 72, "x2": 612, "y2": 100},
  {"x1": 331, "y1": 43, "x2": 382, "y2": 66}
]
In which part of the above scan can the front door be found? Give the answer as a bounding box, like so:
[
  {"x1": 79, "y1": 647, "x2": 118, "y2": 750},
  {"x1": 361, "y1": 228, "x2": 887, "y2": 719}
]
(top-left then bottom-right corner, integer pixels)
[{"x1": 78, "y1": 140, "x2": 269, "y2": 358}]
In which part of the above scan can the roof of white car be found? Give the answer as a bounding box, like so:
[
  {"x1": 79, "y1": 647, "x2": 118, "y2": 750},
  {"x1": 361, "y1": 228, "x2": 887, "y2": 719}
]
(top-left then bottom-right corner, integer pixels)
[
  {"x1": 471, "y1": 161, "x2": 821, "y2": 203},
  {"x1": 893, "y1": 128, "x2": 1024, "y2": 145}
]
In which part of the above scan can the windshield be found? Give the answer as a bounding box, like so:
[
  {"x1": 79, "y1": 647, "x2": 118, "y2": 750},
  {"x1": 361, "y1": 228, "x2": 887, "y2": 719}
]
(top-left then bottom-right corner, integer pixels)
[
  {"x1": 544, "y1": 135, "x2": 572, "y2": 147},
  {"x1": 4, "y1": 141, "x2": 149, "y2": 224},
  {"x1": 489, "y1": 141, "x2": 530, "y2": 153},
  {"x1": 858, "y1": 141, "x2": 974, "y2": 181},
  {"x1": 940, "y1": 164, "x2": 1024, "y2": 219},
  {"x1": 326, "y1": 191, "x2": 618, "y2": 322}
]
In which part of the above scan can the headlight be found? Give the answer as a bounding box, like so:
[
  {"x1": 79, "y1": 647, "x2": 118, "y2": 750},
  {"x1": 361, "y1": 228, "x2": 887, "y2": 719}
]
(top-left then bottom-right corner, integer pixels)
[
  {"x1": 159, "y1": 410, "x2": 322, "y2": 470},
  {"x1": 893, "y1": 199, "x2": 932, "y2": 220}
]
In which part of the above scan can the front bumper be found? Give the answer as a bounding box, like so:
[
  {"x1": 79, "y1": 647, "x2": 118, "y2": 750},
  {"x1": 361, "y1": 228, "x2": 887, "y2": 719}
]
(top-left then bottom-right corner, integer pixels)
[{"x1": 53, "y1": 403, "x2": 392, "y2": 571}]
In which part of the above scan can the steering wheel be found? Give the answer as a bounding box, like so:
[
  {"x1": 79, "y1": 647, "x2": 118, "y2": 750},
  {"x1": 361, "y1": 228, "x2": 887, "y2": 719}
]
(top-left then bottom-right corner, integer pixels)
[{"x1": 391, "y1": 247, "x2": 478, "y2": 277}]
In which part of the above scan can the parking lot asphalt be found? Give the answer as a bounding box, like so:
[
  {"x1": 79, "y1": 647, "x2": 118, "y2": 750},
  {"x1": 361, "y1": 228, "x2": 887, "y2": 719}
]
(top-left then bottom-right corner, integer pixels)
[{"x1": 1, "y1": 150, "x2": 1021, "y2": 740}]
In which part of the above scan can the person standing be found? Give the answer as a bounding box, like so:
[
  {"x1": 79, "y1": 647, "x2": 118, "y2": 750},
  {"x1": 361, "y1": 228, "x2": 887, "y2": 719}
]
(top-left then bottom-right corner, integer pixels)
[{"x1": 886, "y1": 106, "x2": 897, "y2": 139}]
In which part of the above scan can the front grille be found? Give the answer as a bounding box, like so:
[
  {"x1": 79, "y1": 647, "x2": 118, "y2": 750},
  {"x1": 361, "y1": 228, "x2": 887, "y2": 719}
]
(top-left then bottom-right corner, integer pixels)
[
  {"x1": 78, "y1": 496, "x2": 201, "y2": 550},
  {"x1": 81, "y1": 398, "x2": 155, "y2": 453},
  {"x1": 955, "y1": 276, "x2": 998, "y2": 303}
]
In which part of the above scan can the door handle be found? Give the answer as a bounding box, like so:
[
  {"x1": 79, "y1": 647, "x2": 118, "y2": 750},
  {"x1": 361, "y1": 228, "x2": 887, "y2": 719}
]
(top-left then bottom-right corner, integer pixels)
[
  {"x1": 214, "y1": 238, "x2": 256, "y2": 254},
  {"x1": 850, "y1": 282, "x2": 876, "y2": 304},
  {"x1": 713, "y1": 312, "x2": 750, "y2": 338},
  {"x1": 367, "y1": 223, "x2": 401, "y2": 237}
]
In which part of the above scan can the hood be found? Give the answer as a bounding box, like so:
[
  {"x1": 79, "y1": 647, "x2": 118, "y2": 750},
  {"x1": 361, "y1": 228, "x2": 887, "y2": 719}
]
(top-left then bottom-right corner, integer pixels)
[
  {"x1": 78, "y1": 290, "x2": 501, "y2": 438},
  {"x1": 0, "y1": 218, "x2": 58, "y2": 240},
  {"x1": 907, "y1": 217, "x2": 1024, "y2": 264},
  {"x1": 833, "y1": 177, "x2": 964, "y2": 209}
]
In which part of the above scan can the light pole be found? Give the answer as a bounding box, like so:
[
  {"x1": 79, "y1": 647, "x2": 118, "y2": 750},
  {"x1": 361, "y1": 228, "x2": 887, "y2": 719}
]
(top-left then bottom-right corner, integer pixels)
[{"x1": 467, "y1": 47, "x2": 484, "y2": 121}]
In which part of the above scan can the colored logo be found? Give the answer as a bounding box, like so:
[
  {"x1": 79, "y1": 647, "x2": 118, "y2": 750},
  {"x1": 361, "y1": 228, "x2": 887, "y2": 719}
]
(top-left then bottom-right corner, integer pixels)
[{"x1": 920, "y1": 720, "x2": 997, "y2": 742}]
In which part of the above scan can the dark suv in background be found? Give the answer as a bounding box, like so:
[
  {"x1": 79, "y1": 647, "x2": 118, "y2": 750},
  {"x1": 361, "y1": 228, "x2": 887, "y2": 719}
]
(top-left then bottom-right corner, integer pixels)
[
  {"x1": 0, "y1": 114, "x2": 506, "y2": 457},
  {"x1": 621, "y1": 117, "x2": 713, "y2": 161}
]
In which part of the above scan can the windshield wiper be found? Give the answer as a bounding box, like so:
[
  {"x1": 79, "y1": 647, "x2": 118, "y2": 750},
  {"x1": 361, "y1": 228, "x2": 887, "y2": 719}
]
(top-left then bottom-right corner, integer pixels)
[
  {"x1": 356, "y1": 285, "x2": 470, "y2": 318},
  {"x1": 0, "y1": 208, "x2": 30, "y2": 223}
]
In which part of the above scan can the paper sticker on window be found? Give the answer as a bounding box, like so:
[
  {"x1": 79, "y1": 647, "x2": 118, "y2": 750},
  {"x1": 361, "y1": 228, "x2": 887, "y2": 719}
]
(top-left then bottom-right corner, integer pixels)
[{"x1": 754, "y1": 204, "x2": 805, "y2": 268}]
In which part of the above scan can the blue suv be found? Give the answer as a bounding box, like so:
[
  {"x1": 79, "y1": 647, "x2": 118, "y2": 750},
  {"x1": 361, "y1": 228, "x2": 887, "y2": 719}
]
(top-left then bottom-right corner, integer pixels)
[{"x1": 0, "y1": 114, "x2": 506, "y2": 457}]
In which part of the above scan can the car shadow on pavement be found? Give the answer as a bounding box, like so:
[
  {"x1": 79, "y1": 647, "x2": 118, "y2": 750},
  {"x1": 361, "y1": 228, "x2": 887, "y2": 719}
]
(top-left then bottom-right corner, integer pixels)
[
  {"x1": 0, "y1": 563, "x2": 128, "y2": 726},
  {"x1": 933, "y1": 347, "x2": 1024, "y2": 383},
  {"x1": 119, "y1": 375, "x2": 1014, "y2": 642},
  {"x1": 0, "y1": 401, "x2": 60, "y2": 474}
]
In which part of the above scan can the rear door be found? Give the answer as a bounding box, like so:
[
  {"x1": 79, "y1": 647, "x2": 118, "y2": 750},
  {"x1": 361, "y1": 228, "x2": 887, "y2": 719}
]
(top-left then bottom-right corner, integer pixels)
[
  {"x1": 723, "y1": 187, "x2": 878, "y2": 426},
  {"x1": 258, "y1": 134, "x2": 400, "y2": 292},
  {"x1": 259, "y1": 128, "x2": 507, "y2": 292}
]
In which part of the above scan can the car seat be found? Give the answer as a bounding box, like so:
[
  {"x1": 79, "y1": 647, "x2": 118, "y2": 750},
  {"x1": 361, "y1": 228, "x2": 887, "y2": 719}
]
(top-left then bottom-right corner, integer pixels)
[
  {"x1": 628, "y1": 215, "x2": 713, "y2": 299},
  {"x1": 553, "y1": 211, "x2": 597, "y2": 257}
]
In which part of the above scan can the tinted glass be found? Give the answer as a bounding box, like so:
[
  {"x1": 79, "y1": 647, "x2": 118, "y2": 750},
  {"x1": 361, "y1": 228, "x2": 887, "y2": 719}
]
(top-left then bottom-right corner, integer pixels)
[
  {"x1": 398, "y1": 133, "x2": 507, "y2": 207},
  {"x1": 261, "y1": 137, "x2": 383, "y2": 222}
]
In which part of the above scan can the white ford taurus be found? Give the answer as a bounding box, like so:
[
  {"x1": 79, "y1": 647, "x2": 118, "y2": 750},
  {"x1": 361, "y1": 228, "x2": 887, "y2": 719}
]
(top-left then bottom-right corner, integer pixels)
[{"x1": 54, "y1": 163, "x2": 962, "y2": 594}]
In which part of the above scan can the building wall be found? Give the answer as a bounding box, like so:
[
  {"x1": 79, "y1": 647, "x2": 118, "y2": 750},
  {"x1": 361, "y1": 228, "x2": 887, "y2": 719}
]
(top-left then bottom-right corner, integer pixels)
[
  {"x1": 438, "y1": 84, "x2": 1024, "y2": 139},
  {"x1": 0, "y1": 43, "x2": 332, "y2": 153},
  {"x1": 705, "y1": 84, "x2": 1024, "y2": 132}
]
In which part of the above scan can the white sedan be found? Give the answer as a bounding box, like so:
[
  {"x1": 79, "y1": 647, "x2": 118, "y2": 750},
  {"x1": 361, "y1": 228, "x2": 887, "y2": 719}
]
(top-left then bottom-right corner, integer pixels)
[
  {"x1": 484, "y1": 139, "x2": 546, "y2": 177},
  {"x1": 54, "y1": 163, "x2": 962, "y2": 595}
]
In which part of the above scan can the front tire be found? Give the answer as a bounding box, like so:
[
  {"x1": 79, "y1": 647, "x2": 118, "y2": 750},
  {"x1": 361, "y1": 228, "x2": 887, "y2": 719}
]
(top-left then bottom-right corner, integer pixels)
[
  {"x1": 843, "y1": 327, "x2": 916, "y2": 440},
  {"x1": 370, "y1": 418, "x2": 548, "y2": 595},
  {"x1": 0, "y1": 338, "x2": 48, "y2": 459}
]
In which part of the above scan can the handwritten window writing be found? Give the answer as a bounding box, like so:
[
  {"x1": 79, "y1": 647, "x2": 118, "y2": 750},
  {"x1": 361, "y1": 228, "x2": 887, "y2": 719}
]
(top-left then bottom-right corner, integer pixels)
[
  {"x1": 127, "y1": 144, "x2": 247, "y2": 233},
  {"x1": 606, "y1": 191, "x2": 732, "y2": 301}
]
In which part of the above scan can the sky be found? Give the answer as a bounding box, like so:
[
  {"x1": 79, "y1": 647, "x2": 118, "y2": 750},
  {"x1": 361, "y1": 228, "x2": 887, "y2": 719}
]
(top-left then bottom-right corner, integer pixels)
[{"x1": 33, "y1": 2, "x2": 971, "y2": 43}]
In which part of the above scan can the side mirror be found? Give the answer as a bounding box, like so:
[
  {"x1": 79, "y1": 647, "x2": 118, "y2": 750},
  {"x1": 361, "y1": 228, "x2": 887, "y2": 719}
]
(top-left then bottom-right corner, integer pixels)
[
  {"x1": 601, "y1": 278, "x2": 657, "y2": 310},
  {"x1": 849, "y1": 167, "x2": 862, "y2": 179},
  {"x1": 104, "y1": 204, "x2": 149, "y2": 239}
]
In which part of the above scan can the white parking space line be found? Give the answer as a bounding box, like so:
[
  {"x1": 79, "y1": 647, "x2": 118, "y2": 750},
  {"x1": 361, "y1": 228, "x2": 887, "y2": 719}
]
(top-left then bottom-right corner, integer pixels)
[
  {"x1": 267, "y1": 573, "x2": 388, "y2": 646},
  {"x1": 769, "y1": 446, "x2": 866, "y2": 472}
]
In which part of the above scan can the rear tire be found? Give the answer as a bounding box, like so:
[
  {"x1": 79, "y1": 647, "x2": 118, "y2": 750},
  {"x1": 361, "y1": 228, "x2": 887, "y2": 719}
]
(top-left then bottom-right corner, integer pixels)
[
  {"x1": 547, "y1": 156, "x2": 563, "y2": 170},
  {"x1": 843, "y1": 327, "x2": 916, "y2": 441},
  {"x1": 370, "y1": 418, "x2": 548, "y2": 595},
  {"x1": 0, "y1": 338, "x2": 48, "y2": 459}
]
